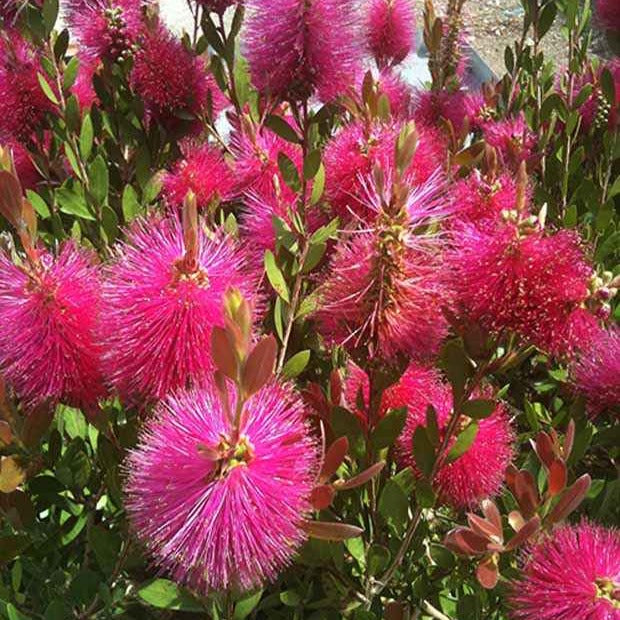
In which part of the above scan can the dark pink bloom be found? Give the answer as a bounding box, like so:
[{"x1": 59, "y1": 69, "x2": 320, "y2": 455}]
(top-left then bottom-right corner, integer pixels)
[
  {"x1": 375, "y1": 68, "x2": 415, "y2": 118},
  {"x1": 448, "y1": 223, "x2": 594, "y2": 356},
  {"x1": 0, "y1": 32, "x2": 52, "y2": 141},
  {"x1": 196, "y1": 0, "x2": 237, "y2": 14},
  {"x1": 244, "y1": 0, "x2": 362, "y2": 101},
  {"x1": 366, "y1": 0, "x2": 415, "y2": 67},
  {"x1": 573, "y1": 327, "x2": 620, "y2": 417},
  {"x1": 0, "y1": 243, "x2": 105, "y2": 410},
  {"x1": 510, "y1": 522, "x2": 620, "y2": 620},
  {"x1": 72, "y1": 55, "x2": 99, "y2": 109},
  {"x1": 131, "y1": 25, "x2": 224, "y2": 129},
  {"x1": 7, "y1": 139, "x2": 40, "y2": 190},
  {"x1": 596, "y1": 0, "x2": 620, "y2": 33},
  {"x1": 482, "y1": 114, "x2": 537, "y2": 169},
  {"x1": 102, "y1": 215, "x2": 259, "y2": 403},
  {"x1": 163, "y1": 142, "x2": 235, "y2": 210},
  {"x1": 67, "y1": 0, "x2": 146, "y2": 63},
  {"x1": 125, "y1": 381, "x2": 317, "y2": 592},
  {"x1": 413, "y1": 88, "x2": 469, "y2": 133}
]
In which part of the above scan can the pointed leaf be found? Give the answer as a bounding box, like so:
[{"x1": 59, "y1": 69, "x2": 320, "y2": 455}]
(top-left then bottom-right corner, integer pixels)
[
  {"x1": 446, "y1": 421, "x2": 479, "y2": 463},
  {"x1": 281, "y1": 349, "x2": 310, "y2": 378},
  {"x1": 547, "y1": 474, "x2": 591, "y2": 524},
  {"x1": 264, "y1": 250, "x2": 290, "y2": 302},
  {"x1": 301, "y1": 520, "x2": 363, "y2": 541},
  {"x1": 412, "y1": 425, "x2": 435, "y2": 477},
  {"x1": 371, "y1": 407, "x2": 407, "y2": 451},
  {"x1": 210, "y1": 327, "x2": 238, "y2": 380},
  {"x1": 309, "y1": 484, "x2": 335, "y2": 510},
  {"x1": 320, "y1": 436, "x2": 348, "y2": 482},
  {"x1": 481, "y1": 499, "x2": 502, "y2": 533},
  {"x1": 462, "y1": 399, "x2": 496, "y2": 419},
  {"x1": 241, "y1": 335, "x2": 277, "y2": 396},
  {"x1": 335, "y1": 461, "x2": 385, "y2": 490},
  {"x1": 505, "y1": 515, "x2": 540, "y2": 551},
  {"x1": 548, "y1": 458, "x2": 567, "y2": 497},
  {"x1": 476, "y1": 555, "x2": 499, "y2": 589}
]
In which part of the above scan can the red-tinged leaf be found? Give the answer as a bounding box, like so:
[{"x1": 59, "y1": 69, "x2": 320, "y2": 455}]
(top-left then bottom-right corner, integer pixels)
[
  {"x1": 444, "y1": 527, "x2": 488, "y2": 556},
  {"x1": 547, "y1": 474, "x2": 591, "y2": 524},
  {"x1": 334, "y1": 461, "x2": 385, "y2": 490},
  {"x1": 213, "y1": 370, "x2": 232, "y2": 422},
  {"x1": 508, "y1": 510, "x2": 525, "y2": 532},
  {"x1": 505, "y1": 463, "x2": 518, "y2": 492},
  {"x1": 22, "y1": 403, "x2": 54, "y2": 449},
  {"x1": 533, "y1": 431, "x2": 555, "y2": 468},
  {"x1": 301, "y1": 520, "x2": 363, "y2": 541},
  {"x1": 21, "y1": 199, "x2": 37, "y2": 239},
  {"x1": 0, "y1": 170, "x2": 23, "y2": 229},
  {"x1": 319, "y1": 436, "x2": 348, "y2": 482},
  {"x1": 0, "y1": 421, "x2": 12, "y2": 446},
  {"x1": 303, "y1": 384, "x2": 329, "y2": 418},
  {"x1": 564, "y1": 419, "x2": 575, "y2": 459},
  {"x1": 210, "y1": 327, "x2": 238, "y2": 380},
  {"x1": 481, "y1": 499, "x2": 502, "y2": 533},
  {"x1": 476, "y1": 555, "x2": 499, "y2": 589},
  {"x1": 241, "y1": 335, "x2": 277, "y2": 396},
  {"x1": 548, "y1": 458, "x2": 567, "y2": 497},
  {"x1": 309, "y1": 485, "x2": 335, "y2": 510},
  {"x1": 514, "y1": 470, "x2": 540, "y2": 518},
  {"x1": 467, "y1": 513, "x2": 502, "y2": 542},
  {"x1": 505, "y1": 515, "x2": 540, "y2": 551},
  {"x1": 329, "y1": 369, "x2": 342, "y2": 406}
]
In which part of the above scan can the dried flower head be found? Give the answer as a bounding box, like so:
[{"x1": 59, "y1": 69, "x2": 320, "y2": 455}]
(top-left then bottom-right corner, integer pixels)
[
  {"x1": 244, "y1": 0, "x2": 362, "y2": 101},
  {"x1": 510, "y1": 521, "x2": 620, "y2": 620},
  {"x1": 125, "y1": 381, "x2": 317, "y2": 592},
  {"x1": 366, "y1": 0, "x2": 416, "y2": 67}
]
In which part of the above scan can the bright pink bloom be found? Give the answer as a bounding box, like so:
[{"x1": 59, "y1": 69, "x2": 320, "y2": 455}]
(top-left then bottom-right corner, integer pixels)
[
  {"x1": 366, "y1": 0, "x2": 415, "y2": 67},
  {"x1": 102, "y1": 215, "x2": 259, "y2": 403},
  {"x1": 131, "y1": 25, "x2": 224, "y2": 129},
  {"x1": 323, "y1": 121, "x2": 445, "y2": 223},
  {"x1": 72, "y1": 56, "x2": 99, "y2": 109},
  {"x1": 163, "y1": 142, "x2": 235, "y2": 210},
  {"x1": 244, "y1": 0, "x2": 362, "y2": 101},
  {"x1": 0, "y1": 32, "x2": 52, "y2": 141},
  {"x1": 67, "y1": 0, "x2": 146, "y2": 63},
  {"x1": 390, "y1": 368, "x2": 514, "y2": 509},
  {"x1": 413, "y1": 88, "x2": 469, "y2": 133},
  {"x1": 448, "y1": 223, "x2": 594, "y2": 356},
  {"x1": 510, "y1": 522, "x2": 620, "y2": 620},
  {"x1": 482, "y1": 114, "x2": 537, "y2": 169},
  {"x1": 596, "y1": 0, "x2": 620, "y2": 33},
  {"x1": 0, "y1": 243, "x2": 104, "y2": 410},
  {"x1": 573, "y1": 327, "x2": 620, "y2": 417},
  {"x1": 125, "y1": 381, "x2": 317, "y2": 592}
]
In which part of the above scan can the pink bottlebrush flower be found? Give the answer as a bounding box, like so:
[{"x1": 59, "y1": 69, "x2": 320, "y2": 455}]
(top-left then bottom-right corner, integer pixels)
[
  {"x1": 392, "y1": 372, "x2": 514, "y2": 509},
  {"x1": 196, "y1": 0, "x2": 237, "y2": 13},
  {"x1": 596, "y1": 0, "x2": 620, "y2": 33},
  {"x1": 448, "y1": 223, "x2": 594, "y2": 356},
  {"x1": 131, "y1": 25, "x2": 224, "y2": 130},
  {"x1": 125, "y1": 381, "x2": 317, "y2": 592},
  {"x1": 163, "y1": 142, "x2": 235, "y2": 210},
  {"x1": 66, "y1": 0, "x2": 146, "y2": 63},
  {"x1": 374, "y1": 68, "x2": 415, "y2": 118},
  {"x1": 366, "y1": 0, "x2": 416, "y2": 67},
  {"x1": 102, "y1": 215, "x2": 259, "y2": 403},
  {"x1": 573, "y1": 327, "x2": 620, "y2": 417},
  {"x1": 510, "y1": 522, "x2": 620, "y2": 620},
  {"x1": 323, "y1": 121, "x2": 445, "y2": 223},
  {"x1": 0, "y1": 32, "x2": 52, "y2": 141},
  {"x1": 72, "y1": 55, "x2": 99, "y2": 109},
  {"x1": 316, "y1": 183, "x2": 448, "y2": 360},
  {"x1": 482, "y1": 114, "x2": 537, "y2": 169},
  {"x1": 0, "y1": 243, "x2": 105, "y2": 410},
  {"x1": 413, "y1": 88, "x2": 469, "y2": 134},
  {"x1": 7, "y1": 139, "x2": 40, "y2": 190},
  {"x1": 447, "y1": 172, "x2": 522, "y2": 227},
  {"x1": 244, "y1": 0, "x2": 362, "y2": 101}
]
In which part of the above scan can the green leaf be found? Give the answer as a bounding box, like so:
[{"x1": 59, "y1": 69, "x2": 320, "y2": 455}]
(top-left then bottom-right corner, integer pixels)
[
  {"x1": 440, "y1": 339, "x2": 473, "y2": 401},
  {"x1": 309, "y1": 217, "x2": 339, "y2": 244},
  {"x1": 64, "y1": 143, "x2": 82, "y2": 178},
  {"x1": 277, "y1": 152, "x2": 300, "y2": 192},
  {"x1": 0, "y1": 536, "x2": 30, "y2": 565},
  {"x1": 412, "y1": 426, "x2": 435, "y2": 478},
  {"x1": 279, "y1": 591, "x2": 301, "y2": 607},
  {"x1": 37, "y1": 73, "x2": 59, "y2": 105},
  {"x1": 101, "y1": 205, "x2": 118, "y2": 242},
  {"x1": 331, "y1": 406, "x2": 365, "y2": 459},
  {"x1": 264, "y1": 115, "x2": 299, "y2": 143},
  {"x1": 310, "y1": 163, "x2": 325, "y2": 205},
  {"x1": 42, "y1": 0, "x2": 59, "y2": 34},
  {"x1": 264, "y1": 250, "x2": 290, "y2": 302},
  {"x1": 371, "y1": 407, "x2": 407, "y2": 451},
  {"x1": 303, "y1": 149, "x2": 321, "y2": 179},
  {"x1": 122, "y1": 185, "x2": 141, "y2": 222},
  {"x1": 137, "y1": 579, "x2": 203, "y2": 611},
  {"x1": 367, "y1": 544, "x2": 391, "y2": 576},
  {"x1": 6, "y1": 603, "x2": 31, "y2": 620},
  {"x1": 79, "y1": 114, "x2": 94, "y2": 160},
  {"x1": 425, "y1": 405, "x2": 440, "y2": 446},
  {"x1": 233, "y1": 590, "x2": 263, "y2": 620},
  {"x1": 88, "y1": 525, "x2": 121, "y2": 573},
  {"x1": 302, "y1": 242, "x2": 326, "y2": 273},
  {"x1": 25, "y1": 190, "x2": 50, "y2": 218},
  {"x1": 378, "y1": 479, "x2": 408, "y2": 531},
  {"x1": 446, "y1": 421, "x2": 479, "y2": 463},
  {"x1": 281, "y1": 350, "x2": 310, "y2": 378},
  {"x1": 88, "y1": 155, "x2": 109, "y2": 204},
  {"x1": 461, "y1": 399, "x2": 496, "y2": 419},
  {"x1": 55, "y1": 438, "x2": 91, "y2": 488},
  {"x1": 143, "y1": 174, "x2": 162, "y2": 203},
  {"x1": 56, "y1": 186, "x2": 94, "y2": 220},
  {"x1": 537, "y1": 1, "x2": 556, "y2": 38},
  {"x1": 63, "y1": 56, "x2": 79, "y2": 91},
  {"x1": 596, "y1": 231, "x2": 620, "y2": 262}
]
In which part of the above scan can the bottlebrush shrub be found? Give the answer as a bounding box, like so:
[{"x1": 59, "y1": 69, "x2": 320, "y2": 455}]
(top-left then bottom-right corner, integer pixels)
[{"x1": 0, "y1": 0, "x2": 618, "y2": 618}]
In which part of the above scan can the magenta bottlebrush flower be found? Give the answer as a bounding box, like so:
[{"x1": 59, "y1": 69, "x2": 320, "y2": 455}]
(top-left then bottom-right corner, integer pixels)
[
  {"x1": 102, "y1": 215, "x2": 259, "y2": 403},
  {"x1": 7, "y1": 139, "x2": 40, "y2": 190},
  {"x1": 573, "y1": 327, "x2": 620, "y2": 417},
  {"x1": 0, "y1": 32, "x2": 52, "y2": 141},
  {"x1": 366, "y1": 0, "x2": 415, "y2": 67},
  {"x1": 413, "y1": 88, "x2": 469, "y2": 133},
  {"x1": 125, "y1": 381, "x2": 317, "y2": 592},
  {"x1": 163, "y1": 142, "x2": 235, "y2": 210},
  {"x1": 510, "y1": 522, "x2": 620, "y2": 620},
  {"x1": 596, "y1": 0, "x2": 620, "y2": 33},
  {"x1": 374, "y1": 68, "x2": 415, "y2": 118},
  {"x1": 244, "y1": 0, "x2": 362, "y2": 101},
  {"x1": 196, "y1": 0, "x2": 237, "y2": 13},
  {"x1": 72, "y1": 56, "x2": 99, "y2": 109},
  {"x1": 394, "y1": 376, "x2": 514, "y2": 509},
  {"x1": 0, "y1": 243, "x2": 104, "y2": 410},
  {"x1": 66, "y1": 0, "x2": 146, "y2": 63},
  {"x1": 448, "y1": 223, "x2": 594, "y2": 356},
  {"x1": 482, "y1": 114, "x2": 537, "y2": 169},
  {"x1": 131, "y1": 25, "x2": 223, "y2": 129},
  {"x1": 323, "y1": 121, "x2": 445, "y2": 223}
]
